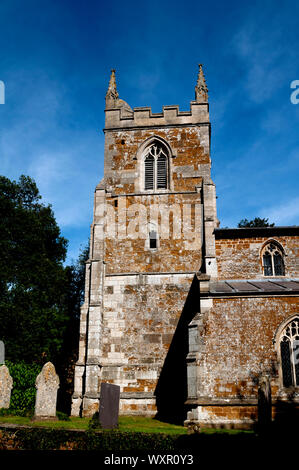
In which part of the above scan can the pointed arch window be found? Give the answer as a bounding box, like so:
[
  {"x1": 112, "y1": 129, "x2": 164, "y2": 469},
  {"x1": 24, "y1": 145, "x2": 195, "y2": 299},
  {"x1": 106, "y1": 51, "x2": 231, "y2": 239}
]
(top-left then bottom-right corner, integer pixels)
[
  {"x1": 144, "y1": 144, "x2": 168, "y2": 191},
  {"x1": 261, "y1": 242, "x2": 285, "y2": 276},
  {"x1": 279, "y1": 318, "x2": 299, "y2": 388}
]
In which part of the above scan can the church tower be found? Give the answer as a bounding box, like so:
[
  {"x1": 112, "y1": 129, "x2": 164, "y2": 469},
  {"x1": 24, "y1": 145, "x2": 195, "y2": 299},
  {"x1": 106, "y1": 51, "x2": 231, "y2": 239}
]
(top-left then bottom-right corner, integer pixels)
[{"x1": 71, "y1": 65, "x2": 218, "y2": 419}]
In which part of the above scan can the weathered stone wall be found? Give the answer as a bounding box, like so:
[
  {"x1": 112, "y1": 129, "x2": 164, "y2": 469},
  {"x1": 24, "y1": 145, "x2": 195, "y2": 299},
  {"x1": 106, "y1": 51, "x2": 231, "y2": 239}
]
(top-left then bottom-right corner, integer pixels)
[
  {"x1": 215, "y1": 235, "x2": 299, "y2": 279},
  {"x1": 104, "y1": 193, "x2": 203, "y2": 274},
  {"x1": 100, "y1": 273, "x2": 195, "y2": 415},
  {"x1": 187, "y1": 295, "x2": 299, "y2": 427},
  {"x1": 203, "y1": 296, "x2": 298, "y2": 397},
  {"x1": 104, "y1": 126, "x2": 210, "y2": 194},
  {"x1": 101, "y1": 124, "x2": 211, "y2": 275}
]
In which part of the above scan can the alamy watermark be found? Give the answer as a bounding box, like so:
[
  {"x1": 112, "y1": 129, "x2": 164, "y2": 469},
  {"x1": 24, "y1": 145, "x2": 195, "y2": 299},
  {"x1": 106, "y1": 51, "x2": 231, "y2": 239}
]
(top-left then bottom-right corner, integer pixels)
[
  {"x1": 0, "y1": 81, "x2": 5, "y2": 104},
  {"x1": 290, "y1": 80, "x2": 299, "y2": 104},
  {"x1": 96, "y1": 198, "x2": 203, "y2": 250}
]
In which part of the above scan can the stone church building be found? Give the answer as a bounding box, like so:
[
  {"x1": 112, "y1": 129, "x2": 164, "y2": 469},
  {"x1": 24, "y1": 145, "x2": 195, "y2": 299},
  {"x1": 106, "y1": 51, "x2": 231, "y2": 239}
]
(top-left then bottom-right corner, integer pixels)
[{"x1": 71, "y1": 66, "x2": 299, "y2": 428}]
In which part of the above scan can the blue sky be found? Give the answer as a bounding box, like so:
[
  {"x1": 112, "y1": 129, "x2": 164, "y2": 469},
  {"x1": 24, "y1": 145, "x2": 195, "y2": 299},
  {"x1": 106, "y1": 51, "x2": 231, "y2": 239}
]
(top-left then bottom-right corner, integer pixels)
[{"x1": 0, "y1": 0, "x2": 298, "y2": 263}]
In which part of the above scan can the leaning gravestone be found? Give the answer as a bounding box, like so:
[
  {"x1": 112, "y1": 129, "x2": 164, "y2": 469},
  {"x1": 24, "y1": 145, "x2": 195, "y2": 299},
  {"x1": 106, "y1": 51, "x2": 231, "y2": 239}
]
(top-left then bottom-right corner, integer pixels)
[
  {"x1": 34, "y1": 362, "x2": 59, "y2": 420},
  {"x1": 0, "y1": 365, "x2": 13, "y2": 409},
  {"x1": 99, "y1": 382, "x2": 120, "y2": 429}
]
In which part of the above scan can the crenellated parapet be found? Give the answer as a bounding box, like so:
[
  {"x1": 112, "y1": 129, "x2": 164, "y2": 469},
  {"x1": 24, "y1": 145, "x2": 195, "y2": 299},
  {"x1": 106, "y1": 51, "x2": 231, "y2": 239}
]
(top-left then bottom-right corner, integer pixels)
[{"x1": 105, "y1": 102, "x2": 210, "y2": 130}]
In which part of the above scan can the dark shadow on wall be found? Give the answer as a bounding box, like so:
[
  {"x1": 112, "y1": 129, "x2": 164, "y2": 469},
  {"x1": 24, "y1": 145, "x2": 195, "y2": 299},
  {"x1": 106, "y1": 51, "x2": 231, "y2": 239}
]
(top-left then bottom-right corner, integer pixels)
[
  {"x1": 272, "y1": 398, "x2": 299, "y2": 438},
  {"x1": 254, "y1": 399, "x2": 299, "y2": 450},
  {"x1": 154, "y1": 275, "x2": 200, "y2": 425},
  {"x1": 56, "y1": 317, "x2": 80, "y2": 415}
]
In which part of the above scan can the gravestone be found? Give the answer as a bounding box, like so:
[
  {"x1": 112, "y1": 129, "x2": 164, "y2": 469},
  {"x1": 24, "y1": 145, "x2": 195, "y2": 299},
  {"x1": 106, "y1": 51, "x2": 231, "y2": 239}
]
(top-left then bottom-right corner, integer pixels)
[
  {"x1": 258, "y1": 374, "x2": 272, "y2": 432},
  {"x1": 0, "y1": 365, "x2": 13, "y2": 409},
  {"x1": 99, "y1": 382, "x2": 120, "y2": 429},
  {"x1": 34, "y1": 362, "x2": 59, "y2": 420}
]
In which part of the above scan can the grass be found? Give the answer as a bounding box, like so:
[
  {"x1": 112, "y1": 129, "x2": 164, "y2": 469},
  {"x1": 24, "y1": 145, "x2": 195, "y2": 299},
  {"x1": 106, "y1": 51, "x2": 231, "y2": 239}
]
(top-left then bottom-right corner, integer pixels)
[
  {"x1": 120, "y1": 416, "x2": 188, "y2": 434},
  {"x1": 0, "y1": 414, "x2": 187, "y2": 434},
  {"x1": 0, "y1": 413, "x2": 254, "y2": 435},
  {"x1": 0, "y1": 415, "x2": 88, "y2": 430}
]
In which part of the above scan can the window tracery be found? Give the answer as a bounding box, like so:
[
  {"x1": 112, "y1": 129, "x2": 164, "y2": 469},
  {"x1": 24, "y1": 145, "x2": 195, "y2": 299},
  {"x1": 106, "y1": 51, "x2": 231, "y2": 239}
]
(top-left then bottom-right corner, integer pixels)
[
  {"x1": 261, "y1": 242, "x2": 285, "y2": 276},
  {"x1": 280, "y1": 318, "x2": 299, "y2": 387},
  {"x1": 144, "y1": 143, "x2": 168, "y2": 190}
]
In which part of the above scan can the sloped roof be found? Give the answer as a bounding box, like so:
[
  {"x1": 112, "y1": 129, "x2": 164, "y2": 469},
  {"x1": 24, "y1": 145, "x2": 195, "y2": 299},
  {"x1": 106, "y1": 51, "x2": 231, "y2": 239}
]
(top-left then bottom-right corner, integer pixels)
[
  {"x1": 209, "y1": 279, "x2": 299, "y2": 295},
  {"x1": 214, "y1": 226, "x2": 299, "y2": 239}
]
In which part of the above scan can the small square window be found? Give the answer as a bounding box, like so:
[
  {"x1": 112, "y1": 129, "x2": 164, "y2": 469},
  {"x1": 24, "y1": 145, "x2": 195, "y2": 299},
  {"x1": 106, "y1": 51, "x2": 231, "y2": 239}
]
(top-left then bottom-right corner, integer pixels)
[{"x1": 149, "y1": 230, "x2": 157, "y2": 249}]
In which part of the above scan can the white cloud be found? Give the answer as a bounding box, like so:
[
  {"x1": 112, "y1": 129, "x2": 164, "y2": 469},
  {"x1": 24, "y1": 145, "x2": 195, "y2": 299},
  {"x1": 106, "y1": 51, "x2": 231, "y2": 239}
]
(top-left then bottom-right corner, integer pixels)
[
  {"x1": 259, "y1": 197, "x2": 299, "y2": 226},
  {"x1": 231, "y1": 12, "x2": 297, "y2": 104},
  {"x1": 26, "y1": 148, "x2": 99, "y2": 229},
  {"x1": 0, "y1": 71, "x2": 102, "y2": 236},
  {"x1": 0, "y1": 64, "x2": 105, "y2": 234},
  {"x1": 28, "y1": 152, "x2": 70, "y2": 189}
]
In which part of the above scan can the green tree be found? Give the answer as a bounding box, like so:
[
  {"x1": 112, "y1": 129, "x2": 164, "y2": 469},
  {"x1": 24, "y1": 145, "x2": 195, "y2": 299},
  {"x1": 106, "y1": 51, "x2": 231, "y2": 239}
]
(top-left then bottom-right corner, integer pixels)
[
  {"x1": 6, "y1": 361, "x2": 42, "y2": 414},
  {"x1": 0, "y1": 175, "x2": 68, "y2": 363},
  {"x1": 238, "y1": 217, "x2": 275, "y2": 228}
]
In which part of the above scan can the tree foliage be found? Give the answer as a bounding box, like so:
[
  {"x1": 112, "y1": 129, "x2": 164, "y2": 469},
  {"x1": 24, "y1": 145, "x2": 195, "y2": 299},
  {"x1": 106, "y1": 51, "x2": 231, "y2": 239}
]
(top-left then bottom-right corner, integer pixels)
[
  {"x1": 238, "y1": 217, "x2": 275, "y2": 228},
  {"x1": 64, "y1": 242, "x2": 89, "y2": 322},
  {"x1": 6, "y1": 361, "x2": 41, "y2": 414},
  {"x1": 0, "y1": 175, "x2": 69, "y2": 363}
]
